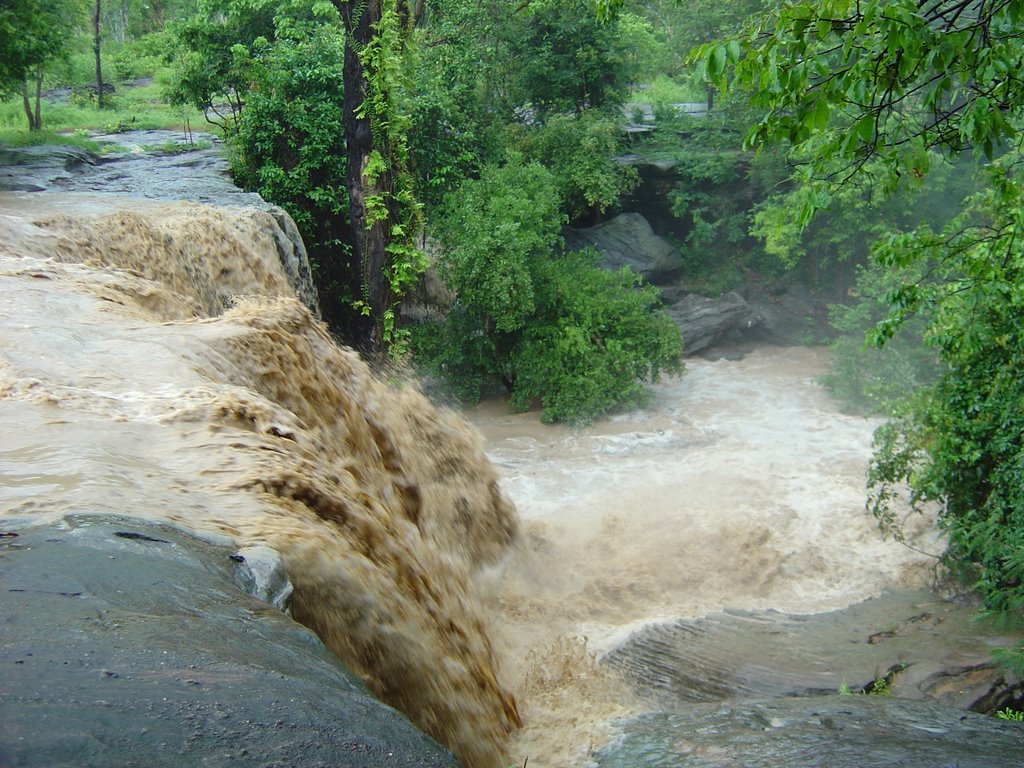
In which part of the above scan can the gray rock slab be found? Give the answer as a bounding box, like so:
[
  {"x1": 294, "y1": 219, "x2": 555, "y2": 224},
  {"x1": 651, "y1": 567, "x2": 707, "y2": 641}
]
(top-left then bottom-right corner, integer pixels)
[
  {"x1": 664, "y1": 292, "x2": 759, "y2": 355},
  {"x1": 0, "y1": 136, "x2": 320, "y2": 318},
  {"x1": 596, "y1": 696, "x2": 1024, "y2": 768},
  {"x1": 604, "y1": 590, "x2": 1022, "y2": 711},
  {"x1": 0, "y1": 515, "x2": 459, "y2": 768},
  {"x1": 563, "y1": 212, "x2": 685, "y2": 285}
]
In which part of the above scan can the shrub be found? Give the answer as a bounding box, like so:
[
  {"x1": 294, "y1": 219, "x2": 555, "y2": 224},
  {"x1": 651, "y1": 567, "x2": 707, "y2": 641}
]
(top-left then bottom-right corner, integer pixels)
[{"x1": 415, "y1": 157, "x2": 682, "y2": 424}]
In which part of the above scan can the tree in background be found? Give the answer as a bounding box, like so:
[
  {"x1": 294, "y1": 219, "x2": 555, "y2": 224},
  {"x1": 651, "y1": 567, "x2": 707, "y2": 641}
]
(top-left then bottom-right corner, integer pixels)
[
  {"x1": 698, "y1": 0, "x2": 1024, "y2": 619},
  {"x1": 164, "y1": 0, "x2": 279, "y2": 129},
  {"x1": 92, "y1": 0, "x2": 106, "y2": 108},
  {"x1": 331, "y1": 0, "x2": 425, "y2": 348},
  {"x1": 0, "y1": 0, "x2": 84, "y2": 129},
  {"x1": 229, "y1": 4, "x2": 355, "y2": 334}
]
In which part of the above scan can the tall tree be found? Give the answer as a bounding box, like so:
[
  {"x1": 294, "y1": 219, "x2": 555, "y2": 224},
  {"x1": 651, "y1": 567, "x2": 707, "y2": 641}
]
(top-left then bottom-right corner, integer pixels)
[
  {"x1": 93, "y1": 0, "x2": 105, "y2": 108},
  {"x1": 332, "y1": 0, "x2": 424, "y2": 346}
]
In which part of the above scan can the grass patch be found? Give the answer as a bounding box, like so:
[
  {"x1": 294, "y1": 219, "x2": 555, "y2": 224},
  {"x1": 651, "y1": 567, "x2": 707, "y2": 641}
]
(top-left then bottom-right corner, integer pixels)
[
  {"x1": 0, "y1": 78, "x2": 207, "y2": 136},
  {"x1": 0, "y1": 128, "x2": 104, "y2": 152},
  {"x1": 628, "y1": 74, "x2": 705, "y2": 105}
]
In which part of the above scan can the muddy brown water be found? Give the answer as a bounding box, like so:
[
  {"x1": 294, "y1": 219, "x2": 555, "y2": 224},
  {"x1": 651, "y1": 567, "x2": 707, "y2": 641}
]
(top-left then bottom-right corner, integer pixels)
[{"x1": 1, "y1": 188, "x2": 1015, "y2": 768}]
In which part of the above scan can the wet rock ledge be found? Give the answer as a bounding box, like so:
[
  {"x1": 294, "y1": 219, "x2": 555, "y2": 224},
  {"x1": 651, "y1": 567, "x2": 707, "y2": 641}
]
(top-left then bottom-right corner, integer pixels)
[{"x1": 0, "y1": 516, "x2": 458, "y2": 768}]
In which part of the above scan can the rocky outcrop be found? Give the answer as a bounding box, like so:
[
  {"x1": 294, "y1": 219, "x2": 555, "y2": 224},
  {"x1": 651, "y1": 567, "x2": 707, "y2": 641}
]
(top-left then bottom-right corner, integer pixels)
[
  {"x1": 596, "y1": 696, "x2": 1024, "y2": 768},
  {"x1": 598, "y1": 590, "x2": 1024, "y2": 767},
  {"x1": 665, "y1": 291, "x2": 760, "y2": 355},
  {"x1": 0, "y1": 515, "x2": 460, "y2": 768},
  {"x1": 563, "y1": 212, "x2": 685, "y2": 285},
  {"x1": 0, "y1": 144, "x2": 97, "y2": 192},
  {"x1": 604, "y1": 590, "x2": 1023, "y2": 710}
]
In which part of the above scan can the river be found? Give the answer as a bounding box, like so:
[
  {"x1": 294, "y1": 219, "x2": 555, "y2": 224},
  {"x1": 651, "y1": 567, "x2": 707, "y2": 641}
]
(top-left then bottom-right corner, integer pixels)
[
  {"x1": 1, "y1": 145, "x2": 1018, "y2": 768},
  {"x1": 468, "y1": 347, "x2": 942, "y2": 766}
]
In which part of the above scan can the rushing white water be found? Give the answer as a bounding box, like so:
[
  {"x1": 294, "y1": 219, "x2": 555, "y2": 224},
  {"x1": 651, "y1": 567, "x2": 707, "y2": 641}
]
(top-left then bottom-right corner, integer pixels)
[
  {"x1": 468, "y1": 347, "x2": 940, "y2": 767},
  {"x1": 0, "y1": 200, "x2": 520, "y2": 768}
]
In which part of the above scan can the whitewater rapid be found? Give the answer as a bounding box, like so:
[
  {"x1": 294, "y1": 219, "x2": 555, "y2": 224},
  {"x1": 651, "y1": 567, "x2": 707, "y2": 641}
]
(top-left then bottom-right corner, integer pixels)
[{"x1": 469, "y1": 347, "x2": 939, "y2": 766}]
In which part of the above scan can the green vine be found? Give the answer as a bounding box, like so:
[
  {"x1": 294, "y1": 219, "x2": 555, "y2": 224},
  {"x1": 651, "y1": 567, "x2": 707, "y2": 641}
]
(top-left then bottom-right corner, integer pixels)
[{"x1": 354, "y1": 1, "x2": 426, "y2": 354}]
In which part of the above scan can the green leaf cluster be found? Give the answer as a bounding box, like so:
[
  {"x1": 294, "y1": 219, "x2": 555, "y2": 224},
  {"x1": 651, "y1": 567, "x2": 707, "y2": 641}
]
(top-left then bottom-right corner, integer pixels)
[
  {"x1": 507, "y1": 111, "x2": 638, "y2": 224},
  {"x1": 415, "y1": 157, "x2": 682, "y2": 424},
  {"x1": 229, "y1": 15, "x2": 347, "y2": 259},
  {"x1": 866, "y1": 162, "x2": 1024, "y2": 616},
  {"x1": 0, "y1": 0, "x2": 84, "y2": 100}
]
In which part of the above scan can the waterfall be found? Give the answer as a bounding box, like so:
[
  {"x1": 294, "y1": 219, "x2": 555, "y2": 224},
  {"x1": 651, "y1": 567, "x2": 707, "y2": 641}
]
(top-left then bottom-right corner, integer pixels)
[{"x1": 0, "y1": 200, "x2": 519, "y2": 768}]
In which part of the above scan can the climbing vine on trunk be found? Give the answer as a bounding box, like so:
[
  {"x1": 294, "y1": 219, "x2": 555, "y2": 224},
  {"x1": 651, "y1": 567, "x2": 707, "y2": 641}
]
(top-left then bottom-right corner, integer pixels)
[{"x1": 334, "y1": 0, "x2": 426, "y2": 351}]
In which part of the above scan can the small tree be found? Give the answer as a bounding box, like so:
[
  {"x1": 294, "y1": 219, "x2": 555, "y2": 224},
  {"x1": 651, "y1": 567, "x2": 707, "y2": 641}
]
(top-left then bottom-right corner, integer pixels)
[
  {"x1": 417, "y1": 157, "x2": 682, "y2": 424},
  {"x1": 0, "y1": 0, "x2": 82, "y2": 130}
]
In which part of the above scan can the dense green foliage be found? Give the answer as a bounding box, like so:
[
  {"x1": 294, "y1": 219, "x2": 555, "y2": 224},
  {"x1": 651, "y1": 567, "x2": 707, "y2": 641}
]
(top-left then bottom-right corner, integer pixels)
[
  {"x1": 416, "y1": 158, "x2": 682, "y2": 424},
  {"x1": 0, "y1": 0, "x2": 86, "y2": 128},
  {"x1": 508, "y1": 111, "x2": 638, "y2": 224},
  {"x1": 162, "y1": 0, "x2": 279, "y2": 128},
  {"x1": 702, "y1": 0, "x2": 1024, "y2": 619},
  {"x1": 228, "y1": 7, "x2": 355, "y2": 326}
]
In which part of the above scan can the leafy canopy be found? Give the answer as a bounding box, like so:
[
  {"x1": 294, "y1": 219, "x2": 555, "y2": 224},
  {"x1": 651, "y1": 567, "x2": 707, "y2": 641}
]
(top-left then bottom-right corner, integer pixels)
[
  {"x1": 0, "y1": 0, "x2": 83, "y2": 96},
  {"x1": 698, "y1": 0, "x2": 1024, "y2": 617}
]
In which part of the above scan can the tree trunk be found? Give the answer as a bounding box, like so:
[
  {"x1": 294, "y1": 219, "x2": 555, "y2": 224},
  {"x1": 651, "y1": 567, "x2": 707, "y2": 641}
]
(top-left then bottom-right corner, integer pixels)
[
  {"x1": 34, "y1": 70, "x2": 43, "y2": 129},
  {"x1": 336, "y1": 0, "x2": 387, "y2": 346},
  {"x1": 117, "y1": 0, "x2": 129, "y2": 44},
  {"x1": 93, "y1": 0, "x2": 104, "y2": 109},
  {"x1": 21, "y1": 72, "x2": 43, "y2": 131},
  {"x1": 21, "y1": 81, "x2": 36, "y2": 131}
]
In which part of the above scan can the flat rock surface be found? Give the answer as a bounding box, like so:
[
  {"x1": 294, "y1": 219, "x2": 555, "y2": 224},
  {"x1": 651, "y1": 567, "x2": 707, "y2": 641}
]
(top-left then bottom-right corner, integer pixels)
[
  {"x1": 0, "y1": 515, "x2": 458, "y2": 768},
  {"x1": 0, "y1": 132, "x2": 264, "y2": 207},
  {"x1": 604, "y1": 590, "x2": 1022, "y2": 710},
  {"x1": 596, "y1": 695, "x2": 1024, "y2": 767}
]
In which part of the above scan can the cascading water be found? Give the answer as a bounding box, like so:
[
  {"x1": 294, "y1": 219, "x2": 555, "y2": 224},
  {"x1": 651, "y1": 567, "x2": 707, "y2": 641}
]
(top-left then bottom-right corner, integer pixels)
[
  {"x1": 0, "y1": 199, "x2": 519, "y2": 768},
  {"x1": 467, "y1": 346, "x2": 944, "y2": 766}
]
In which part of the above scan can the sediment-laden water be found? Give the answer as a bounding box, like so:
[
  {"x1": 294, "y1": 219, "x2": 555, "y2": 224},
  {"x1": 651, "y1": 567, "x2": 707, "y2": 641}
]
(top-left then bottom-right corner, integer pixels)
[
  {"x1": 468, "y1": 347, "x2": 943, "y2": 766},
  {"x1": 0, "y1": 198, "x2": 518, "y2": 768},
  {"x1": 2, "y1": 188, "x2": 983, "y2": 768}
]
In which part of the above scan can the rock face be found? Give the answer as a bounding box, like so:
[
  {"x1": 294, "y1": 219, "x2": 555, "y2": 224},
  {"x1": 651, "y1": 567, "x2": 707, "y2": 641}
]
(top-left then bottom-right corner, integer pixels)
[
  {"x1": 0, "y1": 144, "x2": 97, "y2": 192},
  {"x1": 665, "y1": 291, "x2": 759, "y2": 355},
  {"x1": 0, "y1": 133, "x2": 320, "y2": 317},
  {"x1": 0, "y1": 515, "x2": 460, "y2": 768},
  {"x1": 599, "y1": 590, "x2": 1024, "y2": 768},
  {"x1": 596, "y1": 696, "x2": 1024, "y2": 768},
  {"x1": 563, "y1": 212, "x2": 685, "y2": 285}
]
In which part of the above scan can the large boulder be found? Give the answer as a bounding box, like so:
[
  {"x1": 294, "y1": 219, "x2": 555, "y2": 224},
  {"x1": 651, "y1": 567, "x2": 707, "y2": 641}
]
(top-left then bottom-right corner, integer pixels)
[
  {"x1": 563, "y1": 212, "x2": 685, "y2": 285},
  {"x1": 745, "y1": 281, "x2": 834, "y2": 346},
  {"x1": 665, "y1": 291, "x2": 760, "y2": 355},
  {"x1": 0, "y1": 515, "x2": 460, "y2": 768}
]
